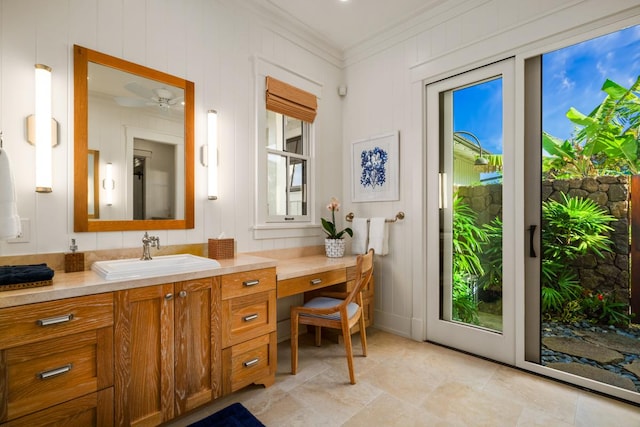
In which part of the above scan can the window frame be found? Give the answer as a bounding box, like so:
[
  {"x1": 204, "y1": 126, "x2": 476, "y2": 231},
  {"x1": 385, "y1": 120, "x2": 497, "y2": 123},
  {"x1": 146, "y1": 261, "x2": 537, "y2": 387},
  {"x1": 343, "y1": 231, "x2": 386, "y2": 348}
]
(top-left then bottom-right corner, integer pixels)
[
  {"x1": 265, "y1": 112, "x2": 310, "y2": 221},
  {"x1": 253, "y1": 58, "x2": 321, "y2": 239}
]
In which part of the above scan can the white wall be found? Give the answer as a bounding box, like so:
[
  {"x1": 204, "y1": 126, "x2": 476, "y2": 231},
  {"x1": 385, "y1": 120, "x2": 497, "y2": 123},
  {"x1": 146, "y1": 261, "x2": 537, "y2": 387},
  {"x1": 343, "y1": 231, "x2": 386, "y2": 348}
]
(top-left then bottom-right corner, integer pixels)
[
  {"x1": 341, "y1": 0, "x2": 640, "y2": 339},
  {"x1": 0, "y1": 0, "x2": 343, "y2": 255}
]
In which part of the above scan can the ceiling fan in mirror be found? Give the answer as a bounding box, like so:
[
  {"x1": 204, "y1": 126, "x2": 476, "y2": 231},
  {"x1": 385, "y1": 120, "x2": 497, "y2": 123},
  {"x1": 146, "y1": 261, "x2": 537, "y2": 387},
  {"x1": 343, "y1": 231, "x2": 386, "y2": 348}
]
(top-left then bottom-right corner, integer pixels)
[{"x1": 115, "y1": 82, "x2": 184, "y2": 111}]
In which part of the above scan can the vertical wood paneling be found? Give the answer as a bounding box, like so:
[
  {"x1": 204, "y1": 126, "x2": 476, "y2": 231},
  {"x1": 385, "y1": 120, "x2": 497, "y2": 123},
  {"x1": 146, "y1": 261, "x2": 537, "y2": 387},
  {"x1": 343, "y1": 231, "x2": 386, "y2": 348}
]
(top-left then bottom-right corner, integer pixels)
[
  {"x1": 122, "y1": 0, "x2": 145, "y2": 63},
  {"x1": 96, "y1": 0, "x2": 123, "y2": 56}
]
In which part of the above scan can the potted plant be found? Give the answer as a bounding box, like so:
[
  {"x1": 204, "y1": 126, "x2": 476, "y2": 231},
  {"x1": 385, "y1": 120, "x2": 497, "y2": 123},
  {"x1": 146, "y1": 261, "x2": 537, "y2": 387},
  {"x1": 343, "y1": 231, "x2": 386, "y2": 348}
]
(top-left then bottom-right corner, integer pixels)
[{"x1": 321, "y1": 197, "x2": 353, "y2": 257}]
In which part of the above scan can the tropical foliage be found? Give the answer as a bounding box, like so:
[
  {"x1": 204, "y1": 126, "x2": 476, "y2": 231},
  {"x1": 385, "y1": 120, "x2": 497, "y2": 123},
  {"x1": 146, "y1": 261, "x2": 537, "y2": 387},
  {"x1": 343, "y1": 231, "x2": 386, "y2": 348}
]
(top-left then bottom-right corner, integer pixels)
[
  {"x1": 451, "y1": 195, "x2": 486, "y2": 323},
  {"x1": 539, "y1": 193, "x2": 630, "y2": 325},
  {"x1": 543, "y1": 76, "x2": 640, "y2": 178},
  {"x1": 449, "y1": 77, "x2": 637, "y2": 327}
]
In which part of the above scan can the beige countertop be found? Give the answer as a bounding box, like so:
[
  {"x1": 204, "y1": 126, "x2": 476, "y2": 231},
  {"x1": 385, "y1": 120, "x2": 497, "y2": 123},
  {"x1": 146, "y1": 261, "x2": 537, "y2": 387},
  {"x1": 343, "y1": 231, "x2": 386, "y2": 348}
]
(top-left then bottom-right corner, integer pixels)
[
  {"x1": 275, "y1": 254, "x2": 358, "y2": 280},
  {"x1": 0, "y1": 254, "x2": 276, "y2": 309},
  {"x1": 0, "y1": 247, "x2": 362, "y2": 308}
]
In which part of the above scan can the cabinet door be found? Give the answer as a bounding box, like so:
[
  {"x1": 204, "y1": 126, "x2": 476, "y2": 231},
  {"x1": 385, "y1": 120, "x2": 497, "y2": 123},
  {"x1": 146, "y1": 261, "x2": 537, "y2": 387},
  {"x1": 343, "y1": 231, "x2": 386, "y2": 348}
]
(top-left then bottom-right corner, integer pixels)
[
  {"x1": 174, "y1": 277, "x2": 221, "y2": 415},
  {"x1": 1, "y1": 388, "x2": 113, "y2": 427},
  {"x1": 114, "y1": 284, "x2": 174, "y2": 427}
]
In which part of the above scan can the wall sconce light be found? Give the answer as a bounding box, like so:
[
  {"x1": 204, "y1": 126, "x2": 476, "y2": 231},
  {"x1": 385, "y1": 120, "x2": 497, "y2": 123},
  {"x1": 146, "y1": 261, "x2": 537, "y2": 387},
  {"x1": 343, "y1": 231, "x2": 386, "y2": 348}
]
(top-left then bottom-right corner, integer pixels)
[
  {"x1": 205, "y1": 109, "x2": 218, "y2": 200},
  {"x1": 30, "y1": 64, "x2": 59, "y2": 193},
  {"x1": 103, "y1": 162, "x2": 114, "y2": 206}
]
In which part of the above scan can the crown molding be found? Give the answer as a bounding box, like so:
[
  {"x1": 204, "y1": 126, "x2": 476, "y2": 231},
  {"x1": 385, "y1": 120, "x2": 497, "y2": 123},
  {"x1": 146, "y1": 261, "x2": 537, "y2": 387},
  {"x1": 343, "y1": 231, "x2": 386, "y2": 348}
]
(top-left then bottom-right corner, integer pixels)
[{"x1": 224, "y1": 0, "x2": 345, "y2": 68}]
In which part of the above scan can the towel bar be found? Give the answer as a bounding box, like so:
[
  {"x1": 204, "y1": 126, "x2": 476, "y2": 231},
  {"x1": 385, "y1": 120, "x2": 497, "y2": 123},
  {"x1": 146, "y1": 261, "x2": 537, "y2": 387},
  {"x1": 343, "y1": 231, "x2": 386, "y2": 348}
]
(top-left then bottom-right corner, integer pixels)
[{"x1": 345, "y1": 212, "x2": 405, "y2": 223}]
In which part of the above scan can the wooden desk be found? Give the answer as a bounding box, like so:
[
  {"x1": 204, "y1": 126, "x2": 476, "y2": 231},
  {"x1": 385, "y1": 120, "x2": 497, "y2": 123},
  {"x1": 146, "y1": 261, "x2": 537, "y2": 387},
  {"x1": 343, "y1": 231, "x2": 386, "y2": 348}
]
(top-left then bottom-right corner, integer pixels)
[{"x1": 275, "y1": 254, "x2": 374, "y2": 329}]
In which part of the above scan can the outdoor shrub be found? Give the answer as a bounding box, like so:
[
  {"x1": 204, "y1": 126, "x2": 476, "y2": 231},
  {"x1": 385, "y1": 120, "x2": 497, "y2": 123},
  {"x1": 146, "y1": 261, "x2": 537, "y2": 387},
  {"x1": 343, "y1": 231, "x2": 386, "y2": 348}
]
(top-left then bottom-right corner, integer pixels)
[
  {"x1": 478, "y1": 217, "x2": 503, "y2": 292},
  {"x1": 451, "y1": 195, "x2": 487, "y2": 323},
  {"x1": 581, "y1": 291, "x2": 631, "y2": 326},
  {"x1": 541, "y1": 193, "x2": 615, "y2": 318}
]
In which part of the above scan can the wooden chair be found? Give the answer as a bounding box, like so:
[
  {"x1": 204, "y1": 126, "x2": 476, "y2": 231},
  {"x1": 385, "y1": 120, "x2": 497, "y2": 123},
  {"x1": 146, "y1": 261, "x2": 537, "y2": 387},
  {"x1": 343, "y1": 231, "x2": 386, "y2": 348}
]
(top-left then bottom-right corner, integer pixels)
[{"x1": 290, "y1": 248, "x2": 374, "y2": 384}]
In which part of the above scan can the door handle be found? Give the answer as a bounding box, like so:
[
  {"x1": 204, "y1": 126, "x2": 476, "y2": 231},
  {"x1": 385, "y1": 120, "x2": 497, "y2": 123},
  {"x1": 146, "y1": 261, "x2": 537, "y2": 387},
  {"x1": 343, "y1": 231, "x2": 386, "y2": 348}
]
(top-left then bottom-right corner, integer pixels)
[{"x1": 528, "y1": 225, "x2": 537, "y2": 258}]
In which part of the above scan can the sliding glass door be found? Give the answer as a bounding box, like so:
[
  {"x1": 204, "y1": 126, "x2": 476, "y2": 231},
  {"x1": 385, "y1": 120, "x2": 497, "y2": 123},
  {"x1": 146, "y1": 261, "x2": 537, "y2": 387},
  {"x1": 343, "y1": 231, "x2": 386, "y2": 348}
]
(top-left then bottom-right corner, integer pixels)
[
  {"x1": 524, "y1": 24, "x2": 640, "y2": 404},
  {"x1": 426, "y1": 59, "x2": 515, "y2": 364}
]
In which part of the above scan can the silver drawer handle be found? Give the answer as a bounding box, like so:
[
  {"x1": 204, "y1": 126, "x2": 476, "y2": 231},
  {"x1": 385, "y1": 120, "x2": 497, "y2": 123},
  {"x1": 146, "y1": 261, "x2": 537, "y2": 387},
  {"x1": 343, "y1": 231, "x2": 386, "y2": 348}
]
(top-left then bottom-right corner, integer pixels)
[
  {"x1": 243, "y1": 358, "x2": 259, "y2": 367},
  {"x1": 38, "y1": 363, "x2": 72, "y2": 380},
  {"x1": 36, "y1": 314, "x2": 74, "y2": 327},
  {"x1": 310, "y1": 278, "x2": 322, "y2": 285},
  {"x1": 243, "y1": 280, "x2": 259, "y2": 287},
  {"x1": 243, "y1": 314, "x2": 259, "y2": 322}
]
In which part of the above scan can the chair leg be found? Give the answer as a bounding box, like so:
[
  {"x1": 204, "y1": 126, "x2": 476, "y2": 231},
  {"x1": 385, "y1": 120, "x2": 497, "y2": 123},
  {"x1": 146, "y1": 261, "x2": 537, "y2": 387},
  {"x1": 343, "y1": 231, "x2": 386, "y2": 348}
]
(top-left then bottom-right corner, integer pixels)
[
  {"x1": 342, "y1": 321, "x2": 356, "y2": 384},
  {"x1": 291, "y1": 312, "x2": 299, "y2": 375},
  {"x1": 358, "y1": 313, "x2": 368, "y2": 357},
  {"x1": 314, "y1": 325, "x2": 322, "y2": 347}
]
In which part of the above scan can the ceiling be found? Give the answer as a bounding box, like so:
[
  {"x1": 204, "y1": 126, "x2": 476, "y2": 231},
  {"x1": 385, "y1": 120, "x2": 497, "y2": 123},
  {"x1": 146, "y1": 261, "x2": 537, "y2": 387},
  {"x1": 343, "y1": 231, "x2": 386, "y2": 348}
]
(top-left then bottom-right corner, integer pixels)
[{"x1": 259, "y1": 0, "x2": 445, "y2": 52}]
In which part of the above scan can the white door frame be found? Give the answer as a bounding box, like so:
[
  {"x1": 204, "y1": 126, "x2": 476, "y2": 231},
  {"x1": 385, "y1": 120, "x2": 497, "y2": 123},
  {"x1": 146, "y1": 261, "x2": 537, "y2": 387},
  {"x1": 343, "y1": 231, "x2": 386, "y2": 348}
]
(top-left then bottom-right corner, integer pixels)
[{"x1": 425, "y1": 59, "x2": 516, "y2": 365}]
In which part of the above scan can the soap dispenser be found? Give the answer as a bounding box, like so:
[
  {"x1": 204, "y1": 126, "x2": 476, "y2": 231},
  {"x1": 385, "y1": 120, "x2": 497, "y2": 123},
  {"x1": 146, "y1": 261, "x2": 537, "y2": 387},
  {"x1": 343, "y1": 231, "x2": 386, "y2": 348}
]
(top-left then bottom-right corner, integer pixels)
[{"x1": 64, "y1": 238, "x2": 85, "y2": 273}]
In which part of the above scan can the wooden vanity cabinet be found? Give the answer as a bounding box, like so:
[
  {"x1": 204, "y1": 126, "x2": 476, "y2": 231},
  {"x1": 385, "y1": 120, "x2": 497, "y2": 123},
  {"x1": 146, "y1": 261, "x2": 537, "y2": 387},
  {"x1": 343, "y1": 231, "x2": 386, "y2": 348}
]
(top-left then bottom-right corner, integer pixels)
[
  {"x1": 114, "y1": 277, "x2": 221, "y2": 427},
  {"x1": 0, "y1": 293, "x2": 114, "y2": 427},
  {"x1": 220, "y1": 268, "x2": 277, "y2": 395}
]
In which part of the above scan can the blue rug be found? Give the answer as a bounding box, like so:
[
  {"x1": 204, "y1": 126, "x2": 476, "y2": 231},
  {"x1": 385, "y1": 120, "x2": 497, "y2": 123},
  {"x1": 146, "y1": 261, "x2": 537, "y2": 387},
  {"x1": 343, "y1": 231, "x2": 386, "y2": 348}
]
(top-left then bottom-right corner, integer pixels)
[{"x1": 188, "y1": 402, "x2": 265, "y2": 427}]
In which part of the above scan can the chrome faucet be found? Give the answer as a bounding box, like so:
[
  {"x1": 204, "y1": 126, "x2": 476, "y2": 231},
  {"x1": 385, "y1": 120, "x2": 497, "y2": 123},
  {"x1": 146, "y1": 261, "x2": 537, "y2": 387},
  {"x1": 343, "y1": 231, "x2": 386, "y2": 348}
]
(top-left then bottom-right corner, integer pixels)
[{"x1": 141, "y1": 232, "x2": 160, "y2": 260}]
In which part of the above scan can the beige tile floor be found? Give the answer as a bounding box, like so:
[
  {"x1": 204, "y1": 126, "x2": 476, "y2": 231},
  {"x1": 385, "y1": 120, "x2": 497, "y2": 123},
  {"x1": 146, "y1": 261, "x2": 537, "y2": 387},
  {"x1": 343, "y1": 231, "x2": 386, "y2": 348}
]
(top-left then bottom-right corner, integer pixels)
[{"x1": 167, "y1": 328, "x2": 640, "y2": 427}]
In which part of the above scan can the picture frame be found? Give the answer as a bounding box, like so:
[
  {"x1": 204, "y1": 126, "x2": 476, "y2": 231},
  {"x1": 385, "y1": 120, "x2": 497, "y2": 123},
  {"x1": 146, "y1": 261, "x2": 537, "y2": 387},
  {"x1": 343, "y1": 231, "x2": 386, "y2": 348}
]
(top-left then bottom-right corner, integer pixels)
[{"x1": 351, "y1": 131, "x2": 399, "y2": 202}]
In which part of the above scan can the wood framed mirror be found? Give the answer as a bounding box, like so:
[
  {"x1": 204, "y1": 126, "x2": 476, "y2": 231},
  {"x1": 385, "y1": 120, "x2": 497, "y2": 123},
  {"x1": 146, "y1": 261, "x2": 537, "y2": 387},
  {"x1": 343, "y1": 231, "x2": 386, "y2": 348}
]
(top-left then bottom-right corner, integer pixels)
[{"x1": 74, "y1": 45, "x2": 194, "y2": 232}]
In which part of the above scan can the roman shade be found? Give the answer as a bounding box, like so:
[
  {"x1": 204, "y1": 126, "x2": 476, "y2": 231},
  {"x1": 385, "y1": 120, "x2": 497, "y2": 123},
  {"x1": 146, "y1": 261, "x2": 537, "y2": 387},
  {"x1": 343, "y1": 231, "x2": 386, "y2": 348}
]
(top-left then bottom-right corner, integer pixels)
[{"x1": 266, "y1": 76, "x2": 317, "y2": 123}]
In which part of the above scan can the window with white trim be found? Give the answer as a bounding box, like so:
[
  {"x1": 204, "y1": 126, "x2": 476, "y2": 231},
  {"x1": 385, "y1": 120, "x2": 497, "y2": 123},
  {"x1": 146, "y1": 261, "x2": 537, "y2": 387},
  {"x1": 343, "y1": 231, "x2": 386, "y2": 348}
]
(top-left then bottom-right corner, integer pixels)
[
  {"x1": 255, "y1": 71, "x2": 319, "y2": 236},
  {"x1": 266, "y1": 110, "x2": 309, "y2": 220}
]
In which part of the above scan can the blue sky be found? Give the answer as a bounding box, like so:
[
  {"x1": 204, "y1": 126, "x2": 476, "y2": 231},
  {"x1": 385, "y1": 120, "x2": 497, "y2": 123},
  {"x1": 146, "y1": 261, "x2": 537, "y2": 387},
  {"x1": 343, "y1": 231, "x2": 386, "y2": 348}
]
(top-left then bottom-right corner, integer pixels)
[
  {"x1": 543, "y1": 24, "x2": 640, "y2": 141},
  {"x1": 453, "y1": 24, "x2": 640, "y2": 154}
]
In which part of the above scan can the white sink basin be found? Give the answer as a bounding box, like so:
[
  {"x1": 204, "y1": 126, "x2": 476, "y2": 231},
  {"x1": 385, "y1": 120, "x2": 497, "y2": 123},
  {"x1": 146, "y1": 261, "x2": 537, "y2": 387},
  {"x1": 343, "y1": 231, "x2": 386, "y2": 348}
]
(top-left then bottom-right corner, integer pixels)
[{"x1": 92, "y1": 254, "x2": 221, "y2": 280}]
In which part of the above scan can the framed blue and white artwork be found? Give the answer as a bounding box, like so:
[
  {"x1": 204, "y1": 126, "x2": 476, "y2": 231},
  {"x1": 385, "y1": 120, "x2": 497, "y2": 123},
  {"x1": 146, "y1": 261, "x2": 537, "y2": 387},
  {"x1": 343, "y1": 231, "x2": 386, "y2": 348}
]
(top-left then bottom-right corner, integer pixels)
[{"x1": 351, "y1": 131, "x2": 399, "y2": 202}]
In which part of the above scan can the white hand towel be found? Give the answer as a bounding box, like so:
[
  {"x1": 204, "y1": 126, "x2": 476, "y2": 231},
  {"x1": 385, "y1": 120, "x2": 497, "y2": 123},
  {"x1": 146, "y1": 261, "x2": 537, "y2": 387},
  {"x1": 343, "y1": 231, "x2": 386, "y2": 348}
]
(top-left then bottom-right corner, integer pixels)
[
  {"x1": 351, "y1": 217, "x2": 369, "y2": 254},
  {"x1": 368, "y1": 217, "x2": 389, "y2": 256},
  {"x1": 0, "y1": 149, "x2": 21, "y2": 239}
]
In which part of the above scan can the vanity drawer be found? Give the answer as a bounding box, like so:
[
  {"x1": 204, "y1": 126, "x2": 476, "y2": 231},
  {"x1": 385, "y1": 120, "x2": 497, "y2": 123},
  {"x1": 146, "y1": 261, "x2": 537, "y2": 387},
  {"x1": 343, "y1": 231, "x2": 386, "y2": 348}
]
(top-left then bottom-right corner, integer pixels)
[
  {"x1": 221, "y1": 268, "x2": 276, "y2": 300},
  {"x1": 221, "y1": 332, "x2": 277, "y2": 395},
  {"x1": 221, "y1": 290, "x2": 276, "y2": 347},
  {"x1": 1, "y1": 388, "x2": 113, "y2": 427},
  {"x1": 0, "y1": 328, "x2": 113, "y2": 423},
  {"x1": 0, "y1": 293, "x2": 113, "y2": 349},
  {"x1": 277, "y1": 269, "x2": 346, "y2": 298}
]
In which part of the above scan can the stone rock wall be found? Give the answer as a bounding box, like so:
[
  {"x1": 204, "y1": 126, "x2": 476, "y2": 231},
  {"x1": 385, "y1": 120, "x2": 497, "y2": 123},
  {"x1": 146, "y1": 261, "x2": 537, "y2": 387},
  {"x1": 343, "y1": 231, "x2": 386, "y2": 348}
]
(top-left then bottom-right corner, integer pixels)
[
  {"x1": 457, "y1": 176, "x2": 630, "y2": 302},
  {"x1": 542, "y1": 176, "x2": 630, "y2": 302},
  {"x1": 456, "y1": 183, "x2": 503, "y2": 225}
]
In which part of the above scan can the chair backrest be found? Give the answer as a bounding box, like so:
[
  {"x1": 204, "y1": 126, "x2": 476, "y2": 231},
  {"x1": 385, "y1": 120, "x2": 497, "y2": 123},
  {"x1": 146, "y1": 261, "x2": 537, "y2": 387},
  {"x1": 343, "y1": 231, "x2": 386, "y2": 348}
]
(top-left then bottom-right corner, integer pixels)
[{"x1": 344, "y1": 248, "x2": 374, "y2": 306}]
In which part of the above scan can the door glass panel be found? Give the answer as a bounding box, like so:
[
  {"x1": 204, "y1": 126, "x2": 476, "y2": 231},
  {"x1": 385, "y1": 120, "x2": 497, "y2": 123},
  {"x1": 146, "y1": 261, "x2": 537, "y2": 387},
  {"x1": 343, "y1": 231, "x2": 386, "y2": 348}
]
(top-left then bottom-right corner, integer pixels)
[
  {"x1": 441, "y1": 78, "x2": 504, "y2": 332},
  {"x1": 538, "y1": 25, "x2": 640, "y2": 397}
]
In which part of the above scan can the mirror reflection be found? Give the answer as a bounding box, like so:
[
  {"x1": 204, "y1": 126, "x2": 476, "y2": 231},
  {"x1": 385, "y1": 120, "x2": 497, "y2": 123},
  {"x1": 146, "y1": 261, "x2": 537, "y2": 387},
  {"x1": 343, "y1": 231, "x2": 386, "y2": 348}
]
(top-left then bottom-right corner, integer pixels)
[
  {"x1": 74, "y1": 45, "x2": 194, "y2": 232},
  {"x1": 87, "y1": 149, "x2": 99, "y2": 219},
  {"x1": 88, "y1": 62, "x2": 184, "y2": 221}
]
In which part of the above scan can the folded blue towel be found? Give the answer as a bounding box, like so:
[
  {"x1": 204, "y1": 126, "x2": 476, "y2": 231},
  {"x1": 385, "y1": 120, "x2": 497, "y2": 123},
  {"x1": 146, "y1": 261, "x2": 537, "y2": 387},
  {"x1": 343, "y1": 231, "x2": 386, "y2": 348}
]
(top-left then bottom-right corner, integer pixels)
[{"x1": 0, "y1": 263, "x2": 55, "y2": 286}]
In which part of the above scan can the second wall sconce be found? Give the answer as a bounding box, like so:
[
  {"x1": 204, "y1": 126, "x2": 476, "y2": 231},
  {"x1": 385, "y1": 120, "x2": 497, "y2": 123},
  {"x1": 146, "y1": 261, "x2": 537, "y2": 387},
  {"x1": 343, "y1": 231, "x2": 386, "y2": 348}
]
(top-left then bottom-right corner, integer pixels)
[
  {"x1": 204, "y1": 109, "x2": 218, "y2": 200},
  {"x1": 103, "y1": 162, "x2": 114, "y2": 206},
  {"x1": 29, "y1": 64, "x2": 59, "y2": 193}
]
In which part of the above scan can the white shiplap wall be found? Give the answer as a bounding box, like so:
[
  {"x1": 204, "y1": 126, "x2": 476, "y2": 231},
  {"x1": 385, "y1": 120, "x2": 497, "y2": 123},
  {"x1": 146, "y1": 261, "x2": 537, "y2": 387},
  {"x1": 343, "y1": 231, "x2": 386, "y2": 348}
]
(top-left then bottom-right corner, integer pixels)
[{"x1": 0, "y1": 0, "x2": 343, "y2": 256}]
